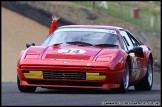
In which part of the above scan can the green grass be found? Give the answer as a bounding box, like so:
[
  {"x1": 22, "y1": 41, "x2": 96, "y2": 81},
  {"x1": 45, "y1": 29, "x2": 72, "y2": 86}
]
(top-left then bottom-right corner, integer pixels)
[{"x1": 72, "y1": 1, "x2": 160, "y2": 35}]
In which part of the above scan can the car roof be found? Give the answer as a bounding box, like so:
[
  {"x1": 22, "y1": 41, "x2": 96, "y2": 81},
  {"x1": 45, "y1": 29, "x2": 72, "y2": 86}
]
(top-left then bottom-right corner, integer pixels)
[{"x1": 59, "y1": 25, "x2": 127, "y2": 31}]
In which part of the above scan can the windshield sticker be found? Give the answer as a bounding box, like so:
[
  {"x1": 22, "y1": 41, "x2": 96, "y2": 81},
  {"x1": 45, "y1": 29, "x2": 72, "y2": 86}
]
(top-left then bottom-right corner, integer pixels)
[
  {"x1": 58, "y1": 48, "x2": 86, "y2": 54},
  {"x1": 56, "y1": 28, "x2": 117, "y2": 35},
  {"x1": 107, "y1": 30, "x2": 117, "y2": 35}
]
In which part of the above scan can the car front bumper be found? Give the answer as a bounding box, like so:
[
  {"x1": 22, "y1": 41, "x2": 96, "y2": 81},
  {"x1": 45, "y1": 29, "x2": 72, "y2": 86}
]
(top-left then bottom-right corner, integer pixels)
[{"x1": 17, "y1": 64, "x2": 124, "y2": 89}]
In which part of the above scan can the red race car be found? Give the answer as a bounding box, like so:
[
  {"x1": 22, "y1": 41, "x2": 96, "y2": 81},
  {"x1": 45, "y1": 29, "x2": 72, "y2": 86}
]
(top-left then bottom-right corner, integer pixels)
[{"x1": 17, "y1": 25, "x2": 154, "y2": 93}]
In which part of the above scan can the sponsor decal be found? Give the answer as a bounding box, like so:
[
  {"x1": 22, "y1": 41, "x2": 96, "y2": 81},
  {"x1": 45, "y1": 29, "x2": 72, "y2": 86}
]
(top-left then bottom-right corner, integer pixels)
[
  {"x1": 132, "y1": 56, "x2": 138, "y2": 73},
  {"x1": 130, "y1": 53, "x2": 140, "y2": 80},
  {"x1": 135, "y1": 69, "x2": 140, "y2": 80},
  {"x1": 58, "y1": 48, "x2": 86, "y2": 54},
  {"x1": 129, "y1": 53, "x2": 138, "y2": 74}
]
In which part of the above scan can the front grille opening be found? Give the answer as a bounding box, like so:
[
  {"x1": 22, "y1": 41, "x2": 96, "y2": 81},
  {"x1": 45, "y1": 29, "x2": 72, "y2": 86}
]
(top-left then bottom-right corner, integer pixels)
[
  {"x1": 43, "y1": 71, "x2": 86, "y2": 80},
  {"x1": 28, "y1": 80, "x2": 103, "y2": 86}
]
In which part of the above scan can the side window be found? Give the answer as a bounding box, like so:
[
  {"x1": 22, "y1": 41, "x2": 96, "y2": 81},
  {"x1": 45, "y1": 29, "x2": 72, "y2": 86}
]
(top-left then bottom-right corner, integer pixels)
[
  {"x1": 130, "y1": 37, "x2": 139, "y2": 47},
  {"x1": 119, "y1": 30, "x2": 134, "y2": 50},
  {"x1": 126, "y1": 31, "x2": 140, "y2": 47},
  {"x1": 122, "y1": 36, "x2": 128, "y2": 51}
]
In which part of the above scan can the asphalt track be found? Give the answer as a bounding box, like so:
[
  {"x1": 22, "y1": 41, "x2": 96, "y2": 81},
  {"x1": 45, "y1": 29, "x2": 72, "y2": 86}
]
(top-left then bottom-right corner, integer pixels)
[{"x1": 2, "y1": 82, "x2": 161, "y2": 106}]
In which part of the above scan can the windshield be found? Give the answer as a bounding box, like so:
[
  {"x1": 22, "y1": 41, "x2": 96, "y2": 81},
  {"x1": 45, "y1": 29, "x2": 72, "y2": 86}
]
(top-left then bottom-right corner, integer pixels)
[{"x1": 41, "y1": 28, "x2": 121, "y2": 48}]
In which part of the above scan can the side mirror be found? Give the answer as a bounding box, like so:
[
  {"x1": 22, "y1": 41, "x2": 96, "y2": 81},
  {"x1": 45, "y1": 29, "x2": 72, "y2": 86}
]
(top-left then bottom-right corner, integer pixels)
[
  {"x1": 128, "y1": 47, "x2": 143, "y2": 57},
  {"x1": 26, "y1": 42, "x2": 35, "y2": 48}
]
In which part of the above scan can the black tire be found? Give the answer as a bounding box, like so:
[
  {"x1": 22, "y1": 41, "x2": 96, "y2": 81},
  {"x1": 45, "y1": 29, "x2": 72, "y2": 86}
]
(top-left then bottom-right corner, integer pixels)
[
  {"x1": 119, "y1": 60, "x2": 130, "y2": 93},
  {"x1": 17, "y1": 75, "x2": 37, "y2": 92},
  {"x1": 112, "y1": 60, "x2": 130, "y2": 93},
  {"x1": 134, "y1": 57, "x2": 153, "y2": 91}
]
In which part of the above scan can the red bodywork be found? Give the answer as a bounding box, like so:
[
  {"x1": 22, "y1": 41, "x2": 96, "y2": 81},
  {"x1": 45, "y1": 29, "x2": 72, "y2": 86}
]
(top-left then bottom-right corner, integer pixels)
[{"x1": 17, "y1": 25, "x2": 153, "y2": 89}]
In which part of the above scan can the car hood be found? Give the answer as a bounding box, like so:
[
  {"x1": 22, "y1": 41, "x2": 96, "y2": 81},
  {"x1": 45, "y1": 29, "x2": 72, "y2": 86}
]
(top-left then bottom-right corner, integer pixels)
[{"x1": 25, "y1": 45, "x2": 103, "y2": 61}]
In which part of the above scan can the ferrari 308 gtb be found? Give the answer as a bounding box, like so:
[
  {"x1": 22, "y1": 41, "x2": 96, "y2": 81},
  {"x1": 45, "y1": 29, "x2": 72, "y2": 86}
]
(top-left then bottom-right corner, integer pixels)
[{"x1": 17, "y1": 25, "x2": 154, "y2": 93}]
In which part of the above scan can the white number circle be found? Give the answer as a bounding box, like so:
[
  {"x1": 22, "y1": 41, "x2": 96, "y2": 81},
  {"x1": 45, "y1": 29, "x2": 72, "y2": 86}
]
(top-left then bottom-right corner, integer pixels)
[{"x1": 58, "y1": 49, "x2": 86, "y2": 54}]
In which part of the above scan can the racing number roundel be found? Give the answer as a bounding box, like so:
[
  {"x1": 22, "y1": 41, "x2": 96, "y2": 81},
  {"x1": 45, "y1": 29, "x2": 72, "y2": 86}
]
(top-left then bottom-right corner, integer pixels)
[{"x1": 58, "y1": 48, "x2": 86, "y2": 54}]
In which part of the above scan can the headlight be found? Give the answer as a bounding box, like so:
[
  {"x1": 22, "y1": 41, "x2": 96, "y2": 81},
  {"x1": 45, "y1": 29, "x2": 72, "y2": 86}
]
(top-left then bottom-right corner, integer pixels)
[
  {"x1": 96, "y1": 55, "x2": 114, "y2": 62},
  {"x1": 25, "y1": 54, "x2": 39, "y2": 59}
]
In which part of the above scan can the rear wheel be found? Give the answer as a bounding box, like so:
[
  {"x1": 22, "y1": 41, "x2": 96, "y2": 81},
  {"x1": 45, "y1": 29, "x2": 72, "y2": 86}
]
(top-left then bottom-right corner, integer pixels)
[
  {"x1": 134, "y1": 58, "x2": 153, "y2": 91},
  {"x1": 17, "y1": 75, "x2": 37, "y2": 92}
]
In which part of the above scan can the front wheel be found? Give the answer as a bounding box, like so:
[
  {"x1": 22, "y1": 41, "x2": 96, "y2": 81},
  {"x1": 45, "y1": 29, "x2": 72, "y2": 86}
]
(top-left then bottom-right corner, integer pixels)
[
  {"x1": 17, "y1": 75, "x2": 37, "y2": 92},
  {"x1": 119, "y1": 60, "x2": 130, "y2": 93},
  {"x1": 112, "y1": 60, "x2": 130, "y2": 93},
  {"x1": 134, "y1": 58, "x2": 153, "y2": 91}
]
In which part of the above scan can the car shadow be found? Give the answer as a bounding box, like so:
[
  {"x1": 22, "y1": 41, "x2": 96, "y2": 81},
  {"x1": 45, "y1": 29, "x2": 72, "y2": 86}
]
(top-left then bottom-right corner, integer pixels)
[{"x1": 34, "y1": 87, "x2": 160, "y2": 94}]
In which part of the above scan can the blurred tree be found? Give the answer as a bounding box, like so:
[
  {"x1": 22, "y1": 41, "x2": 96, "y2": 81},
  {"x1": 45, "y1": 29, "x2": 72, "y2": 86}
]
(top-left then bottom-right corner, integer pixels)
[{"x1": 92, "y1": 1, "x2": 96, "y2": 9}]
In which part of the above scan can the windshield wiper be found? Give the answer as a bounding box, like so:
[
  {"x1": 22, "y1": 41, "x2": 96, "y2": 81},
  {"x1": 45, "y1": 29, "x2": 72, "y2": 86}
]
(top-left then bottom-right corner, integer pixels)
[
  {"x1": 53, "y1": 43, "x2": 64, "y2": 46},
  {"x1": 95, "y1": 44, "x2": 119, "y2": 48},
  {"x1": 66, "y1": 41, "x2": 93, "y2": 46}
]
